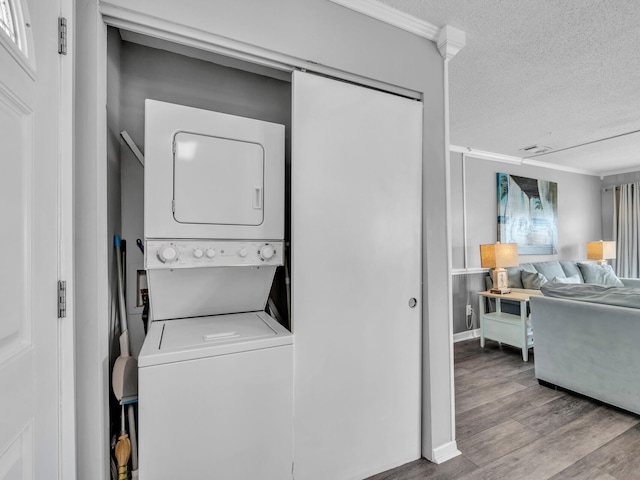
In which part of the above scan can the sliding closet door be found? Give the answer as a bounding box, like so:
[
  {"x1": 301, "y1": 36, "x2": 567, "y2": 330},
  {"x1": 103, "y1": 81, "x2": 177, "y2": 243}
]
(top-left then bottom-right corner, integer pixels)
[{"x1": 292, "y1": 71, "x2": 422, "y2": 480}]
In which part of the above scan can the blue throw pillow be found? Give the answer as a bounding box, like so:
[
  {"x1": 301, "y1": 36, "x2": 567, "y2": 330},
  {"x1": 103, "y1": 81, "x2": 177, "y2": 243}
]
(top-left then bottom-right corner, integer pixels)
[
  {"x1": 521, "y1": 270, "x2": 548, "y2": 289},
  {"x1": 577, "y1": 262, "x2": 624, "y2": 286},
  {"x1": 551, "y1": 274, "x2": 582, "y2": 284}
]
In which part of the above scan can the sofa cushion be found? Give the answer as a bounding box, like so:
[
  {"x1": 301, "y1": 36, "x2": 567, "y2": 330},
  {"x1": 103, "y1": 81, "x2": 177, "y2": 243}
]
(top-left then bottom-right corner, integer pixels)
[
  {"x1": 559, "y1": 261, "x2": 584, "y2": 282},
  {"x1": 540, "y1": 283, "x2": 640, "y2": 308},
  {"x1": 577, "y1": 262, "x2": 624, "y2": 286},
  {"x1": 533, "y1": 261, "x2": 566, "y2": 281},
  {"x1": 551, "y1": 274, "x2": 582, "y2": 284},
  {"x1": 522, "y1": 270, "x2": 548, "y2": 289},
  {"x1": 502, "y1": 263, "x2": 536, "y2": 288}
]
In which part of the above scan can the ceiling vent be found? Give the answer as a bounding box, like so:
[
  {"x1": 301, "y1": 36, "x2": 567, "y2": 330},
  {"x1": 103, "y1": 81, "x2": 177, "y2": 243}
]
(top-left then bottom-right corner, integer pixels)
[{"x1": 519, "y1": 144, "x2": 552, "y2": 155}]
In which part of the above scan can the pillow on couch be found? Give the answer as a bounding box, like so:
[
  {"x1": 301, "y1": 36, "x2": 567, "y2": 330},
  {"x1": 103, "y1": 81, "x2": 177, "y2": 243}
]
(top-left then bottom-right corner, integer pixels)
[
  {"x1": 532, "y1": 261, "x2": 566, "y2": 283},
  {"x1": 577, "y1": 262, "x2": 624, "y2": 286},
  {"x1": 522, "y1": 270, "x2": 548, "y2": 289},
  {"x1": 551, "y1": 274, "x2": 582, "y2": 284}
]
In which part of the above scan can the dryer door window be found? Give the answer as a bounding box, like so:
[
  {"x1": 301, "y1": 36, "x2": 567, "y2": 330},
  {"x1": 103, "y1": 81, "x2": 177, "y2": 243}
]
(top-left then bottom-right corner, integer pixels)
[{"x1": 173, "y1": 132, "x2": 265, "y2": 226}]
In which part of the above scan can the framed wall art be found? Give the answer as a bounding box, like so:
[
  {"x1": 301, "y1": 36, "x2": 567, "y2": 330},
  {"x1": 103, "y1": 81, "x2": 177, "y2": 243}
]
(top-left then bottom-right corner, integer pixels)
[{"x1": 497, "y1": 173, "x2": 558, "y2": 255}]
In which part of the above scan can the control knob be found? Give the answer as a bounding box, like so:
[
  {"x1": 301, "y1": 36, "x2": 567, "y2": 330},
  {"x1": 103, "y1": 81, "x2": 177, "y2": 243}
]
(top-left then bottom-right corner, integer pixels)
[
  {"x1": 238, "y1": 247, "x2": 248, "y2": 258},
  {"x1": 193, "y1": 248, "x2": 204, "y2": 259},
  {"x1": 205, "y1": 248, "x2": 216, "y2": 258},
  {"x1": 157, "y1": 245, "x2": 178, "y2": 264},
  {"x1": 260, "y1": 244, "x2": 275, "y2": 261}
]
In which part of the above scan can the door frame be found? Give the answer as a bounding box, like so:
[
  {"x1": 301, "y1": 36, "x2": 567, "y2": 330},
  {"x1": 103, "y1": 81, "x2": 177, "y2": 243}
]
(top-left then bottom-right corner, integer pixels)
[
  {"x1": 77, "y1": 2, "x2": 457, "y2": 475},
  {"x1": 59, "y1": 0, "x2": 76, "y2": 478}
]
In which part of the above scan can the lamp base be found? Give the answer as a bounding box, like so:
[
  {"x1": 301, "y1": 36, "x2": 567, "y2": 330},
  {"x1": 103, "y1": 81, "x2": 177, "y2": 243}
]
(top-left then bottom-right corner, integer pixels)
[{"x1": 491, "y1": 267, "x2": 511, "y2": 294}]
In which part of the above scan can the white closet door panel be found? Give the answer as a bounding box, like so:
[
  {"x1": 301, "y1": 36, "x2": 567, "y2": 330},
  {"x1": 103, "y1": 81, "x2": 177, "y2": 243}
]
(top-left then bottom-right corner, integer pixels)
[{"x1": 292, "y1": 71, "x2": 422, "y2": 480}]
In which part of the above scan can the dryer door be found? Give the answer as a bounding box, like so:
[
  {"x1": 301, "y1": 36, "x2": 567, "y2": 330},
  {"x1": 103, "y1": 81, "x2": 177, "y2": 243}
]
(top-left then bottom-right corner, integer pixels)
[{"x1": 173, "y1": 132, "x2": 264, "y2": 226}]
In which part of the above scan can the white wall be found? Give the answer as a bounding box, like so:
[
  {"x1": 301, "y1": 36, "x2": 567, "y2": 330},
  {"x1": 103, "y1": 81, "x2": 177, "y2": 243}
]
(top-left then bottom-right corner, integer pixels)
[
  {"x1": 451, "y1": 152, "x2": 602, "y2": 270},
  {"x1": 101, "y1": 0, "x2": 433, "y2": 94}
]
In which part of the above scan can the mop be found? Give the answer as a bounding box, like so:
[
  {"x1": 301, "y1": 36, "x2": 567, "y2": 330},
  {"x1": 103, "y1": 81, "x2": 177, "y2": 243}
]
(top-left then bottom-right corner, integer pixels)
[{"x1": 112, "y1": 235, "x2": 139, "y2": 479}]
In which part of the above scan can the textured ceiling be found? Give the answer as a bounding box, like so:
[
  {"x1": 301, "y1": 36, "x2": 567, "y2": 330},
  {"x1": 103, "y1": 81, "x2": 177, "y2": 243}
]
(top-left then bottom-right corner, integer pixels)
[{"x1": 377, "y1": 0, "x2": 640, "y2": 176}]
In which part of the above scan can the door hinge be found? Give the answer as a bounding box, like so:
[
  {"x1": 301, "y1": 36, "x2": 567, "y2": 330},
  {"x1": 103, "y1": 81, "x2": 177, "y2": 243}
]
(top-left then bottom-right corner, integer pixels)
[
  {"x1": 58, "y1": 17, "x2": 67, "y2": 55},
  {"x1": 58, "y1": 281, "x2": 67, "y2": 318},
  {"x1": 171, "y1": 199, "x2": 176, "y2": 213}
]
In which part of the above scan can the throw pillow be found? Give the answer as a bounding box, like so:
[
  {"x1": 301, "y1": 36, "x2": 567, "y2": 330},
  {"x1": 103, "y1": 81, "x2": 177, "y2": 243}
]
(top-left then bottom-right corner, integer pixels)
[
  {"x1": 521, "y1": 270, "x2": 548, "y2": 289},
  {"x1": 577, "y1": 262, "x2": 624, "y2": 286},
  {"x1": 551, "y1": 274, "x2": 582, "y2": 284}
]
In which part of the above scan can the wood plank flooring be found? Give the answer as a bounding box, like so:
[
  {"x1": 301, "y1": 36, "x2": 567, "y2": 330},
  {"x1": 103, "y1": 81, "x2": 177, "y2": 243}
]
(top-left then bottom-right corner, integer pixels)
[{"x1": 367, "y1": 340, "x2": 640, "y2": 480}]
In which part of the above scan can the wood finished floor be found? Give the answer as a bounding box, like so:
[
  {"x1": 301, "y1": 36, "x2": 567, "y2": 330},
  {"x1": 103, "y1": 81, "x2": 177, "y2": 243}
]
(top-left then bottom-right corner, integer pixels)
[{"x1": 367, "y1": 339, "x2": 640, "y2": 480}]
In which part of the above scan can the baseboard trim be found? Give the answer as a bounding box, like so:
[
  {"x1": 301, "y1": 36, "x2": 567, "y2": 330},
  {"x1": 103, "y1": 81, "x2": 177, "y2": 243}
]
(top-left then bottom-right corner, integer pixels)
[
  {"x1": 431, "y1": 441, "x2": 461, "y2": 464},
  {"x1": 453, "y1": 329, "x2": 480, "y2": 343}
]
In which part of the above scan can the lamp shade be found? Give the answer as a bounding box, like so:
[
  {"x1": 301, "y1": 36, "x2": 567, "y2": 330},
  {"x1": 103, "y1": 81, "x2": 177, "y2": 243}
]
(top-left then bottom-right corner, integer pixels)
[
  {"x1": 587, "y1": 240, "x2": 616, "y2": 260},
  {"x1": 479, "y1": 243, "x2": 519, "y2": 268}
]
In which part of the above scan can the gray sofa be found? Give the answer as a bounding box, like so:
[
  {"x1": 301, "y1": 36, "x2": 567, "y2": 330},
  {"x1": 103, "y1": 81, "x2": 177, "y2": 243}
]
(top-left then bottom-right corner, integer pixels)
[
  {"x1": 530, "y1": 282, "x2": 640, "y2": 415},
  {"x1": 486, "y1": 259, "x2": 627, "y2": 290},
  {"x1": 484, "y1": 260, "x2": 632, "y2": 314}
]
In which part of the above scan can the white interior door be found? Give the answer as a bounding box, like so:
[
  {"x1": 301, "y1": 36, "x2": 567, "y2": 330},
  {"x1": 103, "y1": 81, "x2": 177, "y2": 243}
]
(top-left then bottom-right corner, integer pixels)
[
  {"x1": 0, "y1": 0, "x2": 69, "y2": 478},
  {"x1": 292, "y1": 71, "x2": 422, "y2": 480}
]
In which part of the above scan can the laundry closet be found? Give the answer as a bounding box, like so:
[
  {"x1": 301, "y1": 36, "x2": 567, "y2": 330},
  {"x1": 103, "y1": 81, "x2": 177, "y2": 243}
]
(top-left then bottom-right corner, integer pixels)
[{"x1": 77, "y1": 2, "x2": 454, "y2": 479}]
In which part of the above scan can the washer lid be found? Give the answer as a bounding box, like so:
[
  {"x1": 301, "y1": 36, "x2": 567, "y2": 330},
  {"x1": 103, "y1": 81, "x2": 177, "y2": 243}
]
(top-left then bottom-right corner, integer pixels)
[
  {"x1": 162, "y1": 312, "x2": 276, "y2": 350},
  {"x1": 138, "y1": 311, "x2": 293, "y2": 367}
]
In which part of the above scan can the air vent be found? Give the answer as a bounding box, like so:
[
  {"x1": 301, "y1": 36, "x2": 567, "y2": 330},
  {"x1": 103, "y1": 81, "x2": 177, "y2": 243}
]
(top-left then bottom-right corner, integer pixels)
[{"x1": 519, "y1": 144, "x2": 552, "y2": 155}]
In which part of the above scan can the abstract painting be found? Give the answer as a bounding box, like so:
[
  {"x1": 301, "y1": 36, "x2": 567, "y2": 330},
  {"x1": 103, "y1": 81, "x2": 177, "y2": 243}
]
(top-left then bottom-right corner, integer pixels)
[{"x1": 497, "y1": 173, "x2": 558, "y2": 255}]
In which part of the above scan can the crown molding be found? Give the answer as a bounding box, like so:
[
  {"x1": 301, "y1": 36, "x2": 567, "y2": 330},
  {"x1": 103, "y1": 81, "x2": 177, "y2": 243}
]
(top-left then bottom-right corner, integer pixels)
[
  {"x1": 328, "y1": 0, "x2": 439, "y2": 41},
  {"x1": 596, "y1": 165, "x2": 640, "y2": 178},
  {"x1": 450, "y1": 145, "x2": 522, "y2": 164},
  {"x1": 451, "y1": 144, "x2": 602, "y2": 176},
  {"x1": 521, "y1": 157, "x2": 597, "y2": 176},
  {"x1": 437, "y1": 25, "x2": 466, "y2": 61}
]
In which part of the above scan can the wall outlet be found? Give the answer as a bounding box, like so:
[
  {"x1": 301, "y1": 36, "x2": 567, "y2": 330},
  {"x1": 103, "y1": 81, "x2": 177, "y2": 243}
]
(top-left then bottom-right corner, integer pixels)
[{"x1": 466, "y1": 304, "x2": 473, "y2": 316}]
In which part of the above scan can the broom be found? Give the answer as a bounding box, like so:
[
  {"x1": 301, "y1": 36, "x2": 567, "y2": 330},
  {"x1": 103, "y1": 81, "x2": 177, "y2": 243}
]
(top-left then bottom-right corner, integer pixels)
[
  {"x1": 112, "y1": 235, "x2": 139, "y2": 478},
  {"x1": 115, "y1": 405, "x2": 131, "y2": 480}
]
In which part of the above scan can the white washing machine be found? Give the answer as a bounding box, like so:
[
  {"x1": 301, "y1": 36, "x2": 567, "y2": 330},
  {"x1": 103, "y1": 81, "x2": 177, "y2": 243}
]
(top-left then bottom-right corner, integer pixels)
[
  {"x1": 139, "y1": 101, "x2": 292, "y2": 479},
  {"x1": 138, "y1": 311, "x2": 293, "y2": 480}
]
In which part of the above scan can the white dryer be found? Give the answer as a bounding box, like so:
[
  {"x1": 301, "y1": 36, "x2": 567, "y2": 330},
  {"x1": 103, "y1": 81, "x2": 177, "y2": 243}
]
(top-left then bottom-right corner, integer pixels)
[
  {"x1": 144, "y1": 99, "x2": 285, "y2": 241},
  {"x1": 139, "y1": 100, "x2": 292, "y2": 479}
]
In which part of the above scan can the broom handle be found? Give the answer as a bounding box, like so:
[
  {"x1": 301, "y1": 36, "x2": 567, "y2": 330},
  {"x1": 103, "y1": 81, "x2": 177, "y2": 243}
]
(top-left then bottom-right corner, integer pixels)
[
  {"x1": 114, "y1": 235, "x2": 130, "y2": 357},
  {"x1": 128, "y1": 404, "x2": 138, "y2": 471}
]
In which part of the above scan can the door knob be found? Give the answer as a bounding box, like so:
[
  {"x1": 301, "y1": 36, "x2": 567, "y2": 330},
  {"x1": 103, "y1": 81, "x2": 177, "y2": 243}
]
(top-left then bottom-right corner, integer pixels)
[{"x1": 408, "y1": 298, "x2": 417, "y2": 308}]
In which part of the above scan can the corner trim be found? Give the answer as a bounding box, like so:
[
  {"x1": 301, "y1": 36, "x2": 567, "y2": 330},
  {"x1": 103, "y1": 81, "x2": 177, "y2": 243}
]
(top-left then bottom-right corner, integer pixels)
[
  {"x1": 453, "y1": 329, "x2": 481, "y2": 343},
  {"x1": 328, "y1": 0, "x2": 439, "y2": 41},
  {"x1": 431, "y1": 441, "x2": 462, "y2": 464},
  {"x1": 437, "y1": 25, "x2": 466, "y2": 61}
]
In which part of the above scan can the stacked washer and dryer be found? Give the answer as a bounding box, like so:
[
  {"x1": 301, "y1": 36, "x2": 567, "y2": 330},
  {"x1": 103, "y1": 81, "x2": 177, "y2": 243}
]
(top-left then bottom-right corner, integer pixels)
[{"x1": 138, "y1": 100, "x2": 293, "y2": 479}]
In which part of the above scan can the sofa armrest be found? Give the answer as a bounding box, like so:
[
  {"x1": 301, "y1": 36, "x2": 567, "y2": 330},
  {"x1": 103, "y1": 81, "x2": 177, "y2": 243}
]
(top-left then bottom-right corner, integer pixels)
[
  {"x1": 530, "y1": 295, "x2": 640, "y2": 415},
  {"x1": 621, "y1": 277, "x2": 640, "y2": 288}
]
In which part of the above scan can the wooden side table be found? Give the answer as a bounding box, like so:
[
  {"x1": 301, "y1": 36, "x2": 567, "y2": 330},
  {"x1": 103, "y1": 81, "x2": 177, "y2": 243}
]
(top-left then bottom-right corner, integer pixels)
[{"x1": 478, "y1": 290, "x2": 537, "y2": 361}]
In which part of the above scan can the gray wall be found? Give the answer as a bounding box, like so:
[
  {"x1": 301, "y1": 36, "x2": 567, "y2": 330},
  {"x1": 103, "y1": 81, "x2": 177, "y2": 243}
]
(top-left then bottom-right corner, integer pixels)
[
  {"x1": 452, "y1": 153, "x2": 602, "y2": 269},
  {"x1": 450, "y1": 152, "x2": 603, "y2": 336}
]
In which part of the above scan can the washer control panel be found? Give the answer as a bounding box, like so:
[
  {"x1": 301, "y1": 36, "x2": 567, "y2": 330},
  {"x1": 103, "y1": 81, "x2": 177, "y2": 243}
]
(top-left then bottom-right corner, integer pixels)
[{"x1": 145, "y1": 240, "x2": 284, "y2": 269}]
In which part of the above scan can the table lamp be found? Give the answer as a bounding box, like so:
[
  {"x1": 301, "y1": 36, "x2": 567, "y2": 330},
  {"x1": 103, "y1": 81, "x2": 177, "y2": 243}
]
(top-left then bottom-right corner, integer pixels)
[
  {"x1": 587, "y1": 240, "x2": 616, "y2": 265},
  {"x1": 480, "y1": 242, "x2": 519, "y2": 294}
]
